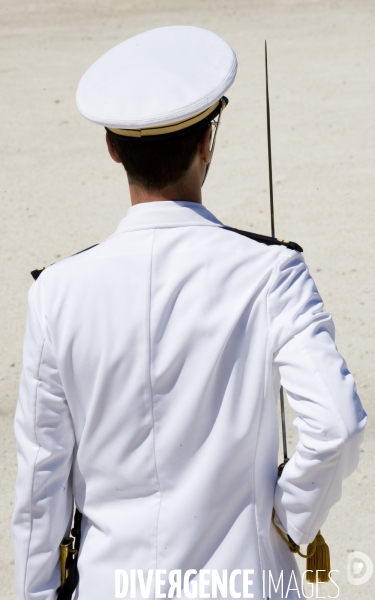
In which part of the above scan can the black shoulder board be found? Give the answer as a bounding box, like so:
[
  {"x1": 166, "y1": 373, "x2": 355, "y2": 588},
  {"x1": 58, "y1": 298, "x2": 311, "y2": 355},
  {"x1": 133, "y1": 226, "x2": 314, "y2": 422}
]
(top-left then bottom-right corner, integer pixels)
[
  {"x1": 31, "y1": 244, "x2": 99, "y2": 281},
  {"x1": 222, "y1": 226, "x2": 303, "y2": 253}
]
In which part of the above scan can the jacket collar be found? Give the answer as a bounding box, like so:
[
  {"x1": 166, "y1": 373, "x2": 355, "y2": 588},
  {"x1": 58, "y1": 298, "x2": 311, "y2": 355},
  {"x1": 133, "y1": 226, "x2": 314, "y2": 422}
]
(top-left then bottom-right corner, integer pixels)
[{"x1": 114, "y1": 201, "x2": 223, "y2": 233}]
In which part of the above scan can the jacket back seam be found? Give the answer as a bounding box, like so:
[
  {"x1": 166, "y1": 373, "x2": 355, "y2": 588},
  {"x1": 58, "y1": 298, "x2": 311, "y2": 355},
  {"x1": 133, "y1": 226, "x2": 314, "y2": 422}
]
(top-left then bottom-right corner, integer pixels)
[{"x1": 147, "y1": 229, "x2": 162, "y2": 598}]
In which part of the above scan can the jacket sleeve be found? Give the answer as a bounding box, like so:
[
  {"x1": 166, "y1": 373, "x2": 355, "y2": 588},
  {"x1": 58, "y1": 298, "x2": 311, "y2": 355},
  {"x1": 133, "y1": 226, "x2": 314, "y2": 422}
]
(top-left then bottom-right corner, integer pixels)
[
  {"x1": 12, "y1": 279, "x2": 75, "y2": 600},
  {"x1": 268, "y1": 250, "x2": 367, "y2": 546}
]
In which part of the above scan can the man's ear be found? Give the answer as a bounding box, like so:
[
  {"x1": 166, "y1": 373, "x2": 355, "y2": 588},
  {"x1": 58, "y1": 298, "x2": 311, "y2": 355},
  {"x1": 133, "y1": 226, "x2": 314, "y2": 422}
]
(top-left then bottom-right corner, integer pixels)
[
  {"x1": 106, "y1": 131, "x2": 122, "y2": 163},
  {"x1": 198, "y1": 125, "x2": 212, "y2": 165}
]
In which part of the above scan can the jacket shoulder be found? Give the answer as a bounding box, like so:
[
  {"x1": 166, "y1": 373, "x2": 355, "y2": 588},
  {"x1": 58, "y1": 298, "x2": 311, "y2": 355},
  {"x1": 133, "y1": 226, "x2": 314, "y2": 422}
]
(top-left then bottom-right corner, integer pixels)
[
  {"x1": 221, "y1": 226, "x2": 303, "y2": 253},
  {"x1": 31, "y1": 244, "x2": 99, "y2": 281}
]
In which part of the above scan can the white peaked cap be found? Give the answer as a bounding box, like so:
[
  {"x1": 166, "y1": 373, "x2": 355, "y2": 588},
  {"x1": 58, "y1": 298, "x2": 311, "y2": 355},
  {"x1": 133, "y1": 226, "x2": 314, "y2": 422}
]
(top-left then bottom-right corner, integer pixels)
[{"x1": 76, "y1": 26, "x2": 237, "y2": 137}]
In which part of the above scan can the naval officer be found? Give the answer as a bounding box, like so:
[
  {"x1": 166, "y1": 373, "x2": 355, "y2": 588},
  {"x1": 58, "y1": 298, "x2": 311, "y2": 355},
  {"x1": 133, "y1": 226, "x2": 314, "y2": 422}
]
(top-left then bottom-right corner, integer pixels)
[{"x1": 12, "y1": 26, "x2": 366, "y2": 599}]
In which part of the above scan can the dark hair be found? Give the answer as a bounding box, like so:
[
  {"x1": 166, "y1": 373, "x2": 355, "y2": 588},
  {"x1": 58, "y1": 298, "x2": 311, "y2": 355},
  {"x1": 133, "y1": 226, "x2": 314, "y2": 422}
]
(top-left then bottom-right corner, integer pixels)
[{"x1": 108, "y1": 125, "x2": 208, "y2": 190}]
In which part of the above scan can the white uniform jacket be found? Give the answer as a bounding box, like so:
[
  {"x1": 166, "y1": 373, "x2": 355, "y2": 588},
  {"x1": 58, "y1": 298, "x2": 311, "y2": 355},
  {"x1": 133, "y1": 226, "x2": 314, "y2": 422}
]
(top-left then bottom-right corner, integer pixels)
[{"x1": 12, "y1": 201, "x2": 366, "y2": 600}]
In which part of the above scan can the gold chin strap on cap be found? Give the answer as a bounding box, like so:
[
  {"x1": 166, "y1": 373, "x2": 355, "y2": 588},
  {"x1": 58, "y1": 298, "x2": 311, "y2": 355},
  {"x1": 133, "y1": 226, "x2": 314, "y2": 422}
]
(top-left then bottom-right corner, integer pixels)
[
  {"x1": 201, "y1": 97, "x2": 227, "y2": 186},
  {"x1": 107, "y1": 98, "x2": 227, "y2": 139}
]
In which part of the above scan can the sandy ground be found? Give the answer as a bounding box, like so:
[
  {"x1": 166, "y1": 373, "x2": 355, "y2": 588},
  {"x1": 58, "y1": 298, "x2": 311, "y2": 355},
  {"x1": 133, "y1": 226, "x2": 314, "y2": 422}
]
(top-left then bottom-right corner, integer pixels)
[{"x1": 1, "y1": 1, "x2": 374, "y2": 598}]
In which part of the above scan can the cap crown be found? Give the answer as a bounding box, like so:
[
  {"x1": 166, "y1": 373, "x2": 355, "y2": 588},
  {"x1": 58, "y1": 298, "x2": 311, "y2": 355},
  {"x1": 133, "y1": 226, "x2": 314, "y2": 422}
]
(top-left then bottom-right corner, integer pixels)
[{"x1": 76, "y1": 26, "x2": 237, "y2": 130}]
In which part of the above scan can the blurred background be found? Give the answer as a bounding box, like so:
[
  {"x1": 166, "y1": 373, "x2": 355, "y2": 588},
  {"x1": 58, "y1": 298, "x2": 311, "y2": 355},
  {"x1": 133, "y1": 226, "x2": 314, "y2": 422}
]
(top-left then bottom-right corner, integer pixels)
[{"x1": 1, "y1": 1, "x2": 374, "y2": 597}]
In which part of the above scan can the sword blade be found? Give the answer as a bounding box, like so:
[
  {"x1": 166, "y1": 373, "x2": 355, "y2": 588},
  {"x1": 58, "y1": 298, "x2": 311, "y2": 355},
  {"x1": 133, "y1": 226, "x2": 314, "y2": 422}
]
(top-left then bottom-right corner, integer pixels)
[
  {"x1": 265, "y1": 41, "x2": 275, "y2": 239},
  {"x1": 265, "y1": 41, "x2": 288, "y2": 462}
]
